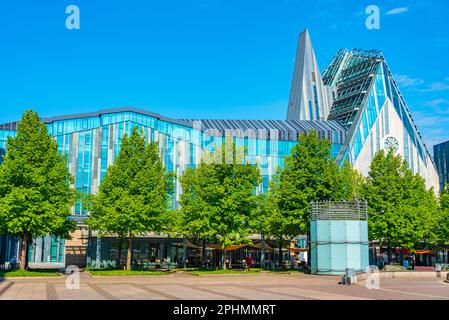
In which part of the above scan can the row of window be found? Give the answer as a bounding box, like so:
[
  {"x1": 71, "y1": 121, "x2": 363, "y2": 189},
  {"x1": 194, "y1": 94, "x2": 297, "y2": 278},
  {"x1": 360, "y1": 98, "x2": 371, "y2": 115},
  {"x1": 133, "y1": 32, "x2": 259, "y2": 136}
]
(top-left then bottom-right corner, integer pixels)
[{"x1": 1, "y1": 114, "x2": 344, "y2": 216}]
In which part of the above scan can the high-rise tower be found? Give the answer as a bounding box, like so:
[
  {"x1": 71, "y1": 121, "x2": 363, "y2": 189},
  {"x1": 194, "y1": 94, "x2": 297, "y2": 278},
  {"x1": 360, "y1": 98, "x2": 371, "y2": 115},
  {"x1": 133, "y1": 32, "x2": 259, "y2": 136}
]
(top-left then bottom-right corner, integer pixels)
[
  {"x1": 287, "y1": 29, "x2": 334, "y2": 121},
  {"x1": 434, "y1": 140, "x2": 449, "y2": 191},
  {"x1": 323, "y1": 49, "x2": 439, "y2": 190},
  {"x1": 286, "y1": 30, "x2": 439, "y2": 191}
]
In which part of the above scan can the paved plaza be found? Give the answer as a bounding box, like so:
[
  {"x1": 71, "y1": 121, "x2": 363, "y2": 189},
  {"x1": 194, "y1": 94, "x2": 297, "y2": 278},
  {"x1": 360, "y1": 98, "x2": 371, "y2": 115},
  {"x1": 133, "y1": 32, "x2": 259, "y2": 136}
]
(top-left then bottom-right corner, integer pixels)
[{"x1": 0, "y1": 272, "x2": 448, "y2": 300}]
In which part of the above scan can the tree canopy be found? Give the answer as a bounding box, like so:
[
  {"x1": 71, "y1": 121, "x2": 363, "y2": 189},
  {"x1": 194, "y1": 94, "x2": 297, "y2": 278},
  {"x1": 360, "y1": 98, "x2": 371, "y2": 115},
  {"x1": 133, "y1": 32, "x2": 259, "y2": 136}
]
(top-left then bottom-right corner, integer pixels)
[
  {"x1": 363, "y1": 149, "x2": 439, "y2": 256},
  {"x1": 86, "y1": 126, "x2": 174, "y2": 270},
  {"x1": 336, "y1": 161, "x2": 365, "y2": 201},
  {"x1": 276, "y1": 131, "x2": 341, "y2": 239},
  {"x1": 0, "y1": 110, "x2": 76, "y2": 269},
  {"x1": 436, "y1": 185, "x2": 449, "y2": 248},
  {"x1": 178, "y1": 139, "x2": 260, "y2": 269}
]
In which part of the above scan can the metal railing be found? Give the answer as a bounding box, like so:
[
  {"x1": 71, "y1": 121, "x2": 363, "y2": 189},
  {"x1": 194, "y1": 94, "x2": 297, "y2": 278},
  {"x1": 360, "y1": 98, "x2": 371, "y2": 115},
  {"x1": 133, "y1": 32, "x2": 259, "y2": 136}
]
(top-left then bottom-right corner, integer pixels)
[{"x1": 311, "y1": 200, "x2": 368, "y2": 221}]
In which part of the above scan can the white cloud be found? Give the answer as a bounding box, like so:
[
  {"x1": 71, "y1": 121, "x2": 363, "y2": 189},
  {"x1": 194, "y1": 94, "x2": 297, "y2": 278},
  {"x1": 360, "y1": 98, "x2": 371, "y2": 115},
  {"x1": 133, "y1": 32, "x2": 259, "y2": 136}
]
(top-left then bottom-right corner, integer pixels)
[
  {"x1": 420, "y1": 82, "x2": 449, "y2": 93},
  {"x1": 415, "y1": 115, "x2": 449, "y2": 147},
  {"x1": 421, "y1": 99, "x2": 449, "y2": 107},
  {"x1": 415, "y1": 115, "x2": 446, "y2": 127},
  {"x1": 395, "y1": 75, "x2": 424, "y2": 88},
  {"x1": 385, "y1": 7, "x2": 409, "y2": 15}
]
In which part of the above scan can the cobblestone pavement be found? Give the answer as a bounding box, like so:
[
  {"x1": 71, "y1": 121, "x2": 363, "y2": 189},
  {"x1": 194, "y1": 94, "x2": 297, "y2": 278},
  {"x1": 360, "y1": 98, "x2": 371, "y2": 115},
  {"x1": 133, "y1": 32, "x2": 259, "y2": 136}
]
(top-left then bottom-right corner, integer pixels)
[{"x1": 0, "y1": 273, "x2": 448, "y2": 300}]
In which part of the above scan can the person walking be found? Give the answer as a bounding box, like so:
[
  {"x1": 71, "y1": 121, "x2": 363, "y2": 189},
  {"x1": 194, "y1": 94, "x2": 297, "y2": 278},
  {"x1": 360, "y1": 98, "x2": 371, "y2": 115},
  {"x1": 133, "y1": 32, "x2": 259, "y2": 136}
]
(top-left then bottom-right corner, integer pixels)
[{"x1": 246, "y1": 254, "x2": 254, "y2": 271}]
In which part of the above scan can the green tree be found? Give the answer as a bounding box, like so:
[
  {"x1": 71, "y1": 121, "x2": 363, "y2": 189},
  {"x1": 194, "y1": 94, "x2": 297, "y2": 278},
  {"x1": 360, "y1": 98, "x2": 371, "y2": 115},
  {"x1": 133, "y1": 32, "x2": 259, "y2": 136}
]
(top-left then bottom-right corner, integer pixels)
[
  {"x1": 177, "y1": 165, "x2": 219, "y2": 267},
  {"x1": 0, "y1": 110, "x2": 76, "y2": 270},
  {"x1": 277, "y1": 131, "x2": 340, "y2": 265},
  {"x1": 249, "y1": 184, "x2": 284, "y2": 269},
  {"x1": 178, "y1": 140, "x2": 260, "y2": 269},
  {"x1": 251, "y1": 175, "x2": 291, "y2": 269},
  {"x1": 249, "y1": 193, "x2": 269, "y2": 268},
  {"x1": 436, "y1": 186, "x2": 449, "y2": 248},
  {"x1": 86, "y1": 127, "x2": 174, "y2": 270},
  {"x1": 363, "y1": 149, "x2": 438, "y2": 262},
  {"x1": 393, "y1": 171, "x2": 438, "y2": 259},
  {"x1": 363, "y1": 149, "x2": 403, "y2": 258},
  {"x1": 441, "y1": 186, "x2": 449, "y2": 210},
  {"x1": 337, "y1": 161, "x2": 365, "y2": 201}
]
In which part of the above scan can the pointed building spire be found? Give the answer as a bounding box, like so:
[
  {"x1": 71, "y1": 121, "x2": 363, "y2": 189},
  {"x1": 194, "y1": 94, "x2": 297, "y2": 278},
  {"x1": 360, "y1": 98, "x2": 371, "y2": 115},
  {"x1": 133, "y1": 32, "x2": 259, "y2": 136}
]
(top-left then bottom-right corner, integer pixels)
[{"x1": 287, "y1": 29, "x2": 332, "y2": 121}]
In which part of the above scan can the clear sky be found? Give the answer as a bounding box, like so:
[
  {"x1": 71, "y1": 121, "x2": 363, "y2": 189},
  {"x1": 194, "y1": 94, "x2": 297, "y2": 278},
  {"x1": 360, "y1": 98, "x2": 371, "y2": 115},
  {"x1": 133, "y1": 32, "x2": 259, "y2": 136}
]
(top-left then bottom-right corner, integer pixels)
[{"x1": 1, "y1": 0, "x2": 449, "y2": 149}]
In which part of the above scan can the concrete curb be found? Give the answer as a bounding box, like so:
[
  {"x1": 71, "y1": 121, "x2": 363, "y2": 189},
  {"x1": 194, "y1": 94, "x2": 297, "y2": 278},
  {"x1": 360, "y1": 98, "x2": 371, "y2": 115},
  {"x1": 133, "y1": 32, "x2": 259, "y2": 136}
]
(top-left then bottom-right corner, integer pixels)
[
  {"x1": 179, "y1": 271, "x2": 304, "y2": 277},
  {"x1": 357, "y1": 270, "x2": 449, "y2": 281},
  {"x1": 0, "y1": 274, "x2": 64, "y2": 280},
  {"x1": 83, "y1": 271, "x2": 94, "y2": 278},
  {"x1": 84, "y1": 271, "x2": 174, "y2": 278}
]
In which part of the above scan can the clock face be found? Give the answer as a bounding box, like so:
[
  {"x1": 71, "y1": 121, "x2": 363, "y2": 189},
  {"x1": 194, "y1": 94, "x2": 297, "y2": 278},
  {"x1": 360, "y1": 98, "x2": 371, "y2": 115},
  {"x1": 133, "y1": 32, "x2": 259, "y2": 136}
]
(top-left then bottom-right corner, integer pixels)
[{"x1": 384, "y1": 136, "x2": 399, "y2": 153}]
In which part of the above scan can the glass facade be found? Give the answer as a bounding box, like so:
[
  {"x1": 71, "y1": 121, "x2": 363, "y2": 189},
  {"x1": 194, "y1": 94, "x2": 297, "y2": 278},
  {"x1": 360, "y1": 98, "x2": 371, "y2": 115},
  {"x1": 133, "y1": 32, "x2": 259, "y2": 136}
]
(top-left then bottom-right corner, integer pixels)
[
  {"x1": 323, "y1": 48, "x2": 434, "y2": 180},
  {"x1": 28, "y1": 235, "x2": 65, "y2": 264},
  {"x1": 0, "y1": 130, "x2": 16, "y2": 150},
  {"x1": 0, "y1": 147, "x2": 5, "y2": 164},
  {"x1": 347, "y1": 64, "x2": 386, "y2": 163},
  {"x1": 0, "y1": 235, "x2": 64, "y2": 267},
  {"x1": 434, "y1": 141, "x2": 449, "y2": 191},
  {"x1": 0, "y1": 235, "x2": 19, "y2": 267},
  {"x1": 86, "y1": 237, "x2": 185, "y2": 269},
  {"x1": 0, "y1": 108, "x2": 346, "y2": 218},
  {"x1": 0, "y1": 33, "x2": 442, "y2": 269}
]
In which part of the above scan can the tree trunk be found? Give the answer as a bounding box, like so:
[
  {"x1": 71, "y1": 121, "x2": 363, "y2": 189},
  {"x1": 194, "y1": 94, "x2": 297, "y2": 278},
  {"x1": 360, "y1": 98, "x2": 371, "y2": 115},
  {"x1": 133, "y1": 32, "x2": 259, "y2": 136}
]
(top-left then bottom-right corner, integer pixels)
[
  {"x1": 278, "y1": 240, "x2": 283, "y2": 269},
  {"x1": 260, "y1": 234, "x2": 266, "y2": 270},
  {"x1": 387, "y1": 244, "x2": 392, "y2": 265},
  {"x1": 201, "y1": 239, "x2": 206, "y2": 268},
  {"x1": 20, "y1": 235, "x2": 28, "y2": 270},
  {"x1": 126, "y1": 237, "x2": 133, "y2": 271},
  {"x1": 222, "y1": 249, "x2": 227, "y2": 270},
  {"x1": 117, "y1": 238, "x2": 123, "y2": 270},
  {"x1": 96, "y1": 237, "x2": 102, "y2": 268},
  {"x1": 166, "y1": 236, "x2": 171, "y2": 271},
  {"x1": 307, "y1": 232, "x2": 311, "y2": 268},
  {"x1": 183, "y1": 238, "x2": 187, "y2": 269}
]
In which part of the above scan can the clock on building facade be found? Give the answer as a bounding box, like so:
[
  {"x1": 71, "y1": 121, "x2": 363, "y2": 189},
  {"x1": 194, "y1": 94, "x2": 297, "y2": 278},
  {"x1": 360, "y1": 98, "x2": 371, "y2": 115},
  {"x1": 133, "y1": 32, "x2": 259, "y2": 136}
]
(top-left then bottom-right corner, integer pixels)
[{"x1": 383, "y1": 135, "x2": 399, "y2": 153}]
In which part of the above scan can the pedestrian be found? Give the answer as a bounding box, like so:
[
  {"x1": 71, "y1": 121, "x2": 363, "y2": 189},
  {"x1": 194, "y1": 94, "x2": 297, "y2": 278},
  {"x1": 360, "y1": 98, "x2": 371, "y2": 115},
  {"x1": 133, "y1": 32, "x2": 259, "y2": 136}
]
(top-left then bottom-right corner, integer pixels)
[{"x1": 246, "y1": 254, "x2": 254, "y2": 271}]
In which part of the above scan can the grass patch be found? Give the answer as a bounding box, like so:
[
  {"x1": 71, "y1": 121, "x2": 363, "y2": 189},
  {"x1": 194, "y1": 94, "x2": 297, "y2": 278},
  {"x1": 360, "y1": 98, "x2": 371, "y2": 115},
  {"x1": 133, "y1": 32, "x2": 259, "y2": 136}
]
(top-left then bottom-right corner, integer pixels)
[
  {"x1": 264, "y1": 269, "x2": 304, "y2": 274},
  {"x1": 172, "y1": 267, "x2": 198, "y2": 272},
  {"x1": 0, "y1": 269, "x2": 62, "y2": 278},
  {"x1": 85, "y1": 268, "x2": 170, "y2": 276},
  {"x1": 180, "y1": 268, "x2": 304, "y2": 276},
  {"x1": 182, "y1": 268, "x2": 263, "y2": 276},
  {"x1": 188, "y1": 270, "x2": 263, "y2": 276}
]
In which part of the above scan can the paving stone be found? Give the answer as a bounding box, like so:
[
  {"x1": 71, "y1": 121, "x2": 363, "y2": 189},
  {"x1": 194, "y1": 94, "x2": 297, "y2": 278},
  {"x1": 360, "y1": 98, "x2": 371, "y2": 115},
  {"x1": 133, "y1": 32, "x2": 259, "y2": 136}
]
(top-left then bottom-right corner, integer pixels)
[{"x1": 2, "y1": 273, "x2": 448, "y2": 300}]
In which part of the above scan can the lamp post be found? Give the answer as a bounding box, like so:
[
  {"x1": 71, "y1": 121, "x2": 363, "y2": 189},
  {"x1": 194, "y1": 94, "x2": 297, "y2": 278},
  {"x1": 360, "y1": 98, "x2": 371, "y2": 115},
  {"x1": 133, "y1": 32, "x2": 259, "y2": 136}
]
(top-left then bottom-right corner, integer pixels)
[
  {"x1": 96, "y1": 236, "x2": 101, "y2": 269},
  {"x1": 260, "y1": 234, "x2": 266, "y2": 270}
]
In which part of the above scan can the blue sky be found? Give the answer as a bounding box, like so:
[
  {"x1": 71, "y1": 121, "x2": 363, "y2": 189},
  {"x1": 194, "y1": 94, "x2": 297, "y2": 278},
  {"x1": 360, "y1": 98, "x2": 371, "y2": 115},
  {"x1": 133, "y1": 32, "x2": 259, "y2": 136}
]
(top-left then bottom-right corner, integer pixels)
[{"x1": 1, "y1": 0, "x2": 449, "y2": 149}]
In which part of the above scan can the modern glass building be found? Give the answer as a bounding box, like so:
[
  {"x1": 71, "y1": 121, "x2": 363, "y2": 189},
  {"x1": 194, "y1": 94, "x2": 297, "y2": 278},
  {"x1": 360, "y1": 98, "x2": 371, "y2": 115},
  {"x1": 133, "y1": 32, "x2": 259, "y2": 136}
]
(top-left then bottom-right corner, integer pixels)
[
  {"x1": 0, "y1": 29, "x2": 440, "y2": 268},
  {"x1": 288, "y1": 29, "x2": 439, "y2": 191},
  {"x1": 434, "y1": 140, "x2": 449, "y2": 191},
  {"x1": 0, "y1": 146, "x2": 5, "y2": 164},
  {"x1": 0, "y1": 108, "x2": 346, "y2": 268},
  {"x1": 1, "y1": 109, "x2": 345, "y2": 218}
]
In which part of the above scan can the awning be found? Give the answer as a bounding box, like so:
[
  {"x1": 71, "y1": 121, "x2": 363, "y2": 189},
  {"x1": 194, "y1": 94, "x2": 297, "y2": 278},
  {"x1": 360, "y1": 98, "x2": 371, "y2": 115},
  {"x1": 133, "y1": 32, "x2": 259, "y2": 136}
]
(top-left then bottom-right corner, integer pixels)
[
  {"x1": 206, "y1": 244, "x2": 249, "y2": 251},
  {"x1": 288, "y1": 247, "x2": 308, "y2": 253},
  {"x1": 185, "y1": 240, "x2": 203, "y2": 249},
  {"x1": 252, "y1": 242, "x2": 273, "y2": 251},
  {"x1": 416, "y1": 250, "x2": 433, "y2": 255}
]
